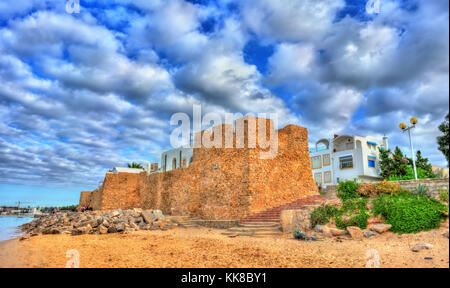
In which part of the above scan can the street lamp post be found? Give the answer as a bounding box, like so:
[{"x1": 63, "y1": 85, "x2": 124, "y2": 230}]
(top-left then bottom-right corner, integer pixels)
[{"x1": 399, "y1": 117, "x2": 419, "y2": 180}]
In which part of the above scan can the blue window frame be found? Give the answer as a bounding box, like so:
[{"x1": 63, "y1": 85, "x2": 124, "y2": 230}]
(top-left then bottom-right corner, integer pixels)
[{"x1": 368, "y1": 156, "x2": 376, "y2": 168}]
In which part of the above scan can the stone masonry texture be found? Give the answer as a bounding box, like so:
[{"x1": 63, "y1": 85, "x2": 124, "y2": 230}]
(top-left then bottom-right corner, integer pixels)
[{"x1": 80, "y1": 117, "x2": 319, "y2": 220}]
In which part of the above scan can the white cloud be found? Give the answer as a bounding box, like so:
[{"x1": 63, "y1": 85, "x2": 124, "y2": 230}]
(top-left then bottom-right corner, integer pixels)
[{"x1": 240, "y1": 0, "x2": 345, "y2": 43}]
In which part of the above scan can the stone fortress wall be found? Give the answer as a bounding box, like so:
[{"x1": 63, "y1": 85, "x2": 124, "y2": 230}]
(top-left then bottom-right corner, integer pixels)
[{"x1": 79, "y1": 116, "x2": 318, "y2": 220}]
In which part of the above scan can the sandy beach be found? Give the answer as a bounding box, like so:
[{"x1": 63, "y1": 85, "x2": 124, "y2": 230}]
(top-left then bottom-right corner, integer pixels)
[{"x1": 0, "y1": 226, "x2": 448, "y2": 268}]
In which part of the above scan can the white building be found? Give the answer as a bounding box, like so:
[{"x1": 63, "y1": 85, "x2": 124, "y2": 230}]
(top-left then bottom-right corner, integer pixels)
[
  {"x1": 161, "y1": 146, "x2": 194, "y2": 172},
  {"x1": 112, "y1": 167, "x2": 145, "y2": 174},
  {"x1": 309, "y1": 135, "x2": 389, "y2": 188}
]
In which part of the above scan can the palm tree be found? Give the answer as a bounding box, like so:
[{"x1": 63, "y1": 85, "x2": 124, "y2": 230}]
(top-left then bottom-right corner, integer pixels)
[{"x1": 127, "y1": 162, "x2": 144, "y2": 169}]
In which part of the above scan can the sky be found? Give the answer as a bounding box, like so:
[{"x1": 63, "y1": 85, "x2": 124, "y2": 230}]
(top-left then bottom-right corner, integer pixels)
[{"x1": 0, "y1": 0, "x2": 448, "y2": 206}]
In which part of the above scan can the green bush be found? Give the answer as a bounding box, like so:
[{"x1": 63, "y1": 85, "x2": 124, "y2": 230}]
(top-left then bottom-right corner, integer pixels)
[
  {"x1": 334, "y1": 198, "x2": 370, "y2": 230},
  {"x1": 415, "y1": 184, "x2": 430, "y2": 198},
  {"x1": 372, "y1": 192, "x2": 448, "y2": 234},
  {"x1": 310, "y1": 205, "x2": 339, "y2": 227},
  {"x1": 337, "y1": 179, "x2": 360, "y2": 201},
  {"x1": 440, "y1": 189, "x2": 449, "y2": 203},
  {"x1": 388, "y1": 166, "x2": 437, "y2": 181}
]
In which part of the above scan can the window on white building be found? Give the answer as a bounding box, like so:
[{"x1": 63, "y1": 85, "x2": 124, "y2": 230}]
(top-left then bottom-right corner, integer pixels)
[
  {"x1": 368, "y1": 156, "x2": 376, "y2": 168},
  {"x1": 340, "y1": 156, "x2": 353, "y2": 169},
  {"x1": 311, "y1": 156, "x2": 322, "y2": 169},
  {"x1": 314, "y1": 173, "x2": 322, "y2": 185},
  {"x1": 323, "y1": 154, "x2": 330, "y2": 166},
  {"x1": 324, "y1": 171, "x2": 332, "y2": 183}
]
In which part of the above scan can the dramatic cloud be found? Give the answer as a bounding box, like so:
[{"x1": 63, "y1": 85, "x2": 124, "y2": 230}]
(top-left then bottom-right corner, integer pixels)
[{"x1": 0, "y1": 0, "x2": 448, "y2": 193}]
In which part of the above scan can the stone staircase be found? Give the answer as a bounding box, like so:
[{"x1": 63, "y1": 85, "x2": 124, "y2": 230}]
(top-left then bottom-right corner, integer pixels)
[
  {"x1": 167, "y1": 216, "x2": 201, "y2": 228},
  {"x1": 240, "y1": 195, "x2": 325, "y2": 224},
  {"x1": 221, "y1": 222, "x2": 282, "y2": 238}
]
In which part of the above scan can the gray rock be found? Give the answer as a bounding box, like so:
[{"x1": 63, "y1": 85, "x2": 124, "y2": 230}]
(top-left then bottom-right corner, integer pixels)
[
  {"x1": 72, "y1": 224, "x2": 92, "y2": 235},
  {"x1": 153, "y1": 210, "x2": 166, "y2": 221},
  {"x1": 364, "y1": 231, "x2": 377, "y2": 238},
  {"x1": 110, "y1": 210, "x2": 121, "y2": 217},
  {"x1": 411, "y1": 243, "x2": 433, "y2": 252},
  {"x1": 107, "y1": 226, "x2": 117, "y2": 233},
  {"x1": 142, "y1": 211, "x2": 157, "y2": 224},
  {"x1": 371, "y1": 224, "x2": 392, "y2": 234},
  {"x1": 114, "y1": 223, "x2": 125, "y2": 232},
  {"x1": 314, "y1": 225, "x2": 325, "y2": 233}
]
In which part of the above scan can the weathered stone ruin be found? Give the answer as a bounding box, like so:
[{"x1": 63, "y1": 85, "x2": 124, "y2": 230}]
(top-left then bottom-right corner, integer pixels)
[{"x1": 79, "y1": 116, "x2": 318, "y2": 220}]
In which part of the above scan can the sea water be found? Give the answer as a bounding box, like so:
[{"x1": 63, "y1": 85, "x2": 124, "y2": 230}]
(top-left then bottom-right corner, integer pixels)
[{"x1": 0, "y1": 216, "x2": 33, "y2": 241}]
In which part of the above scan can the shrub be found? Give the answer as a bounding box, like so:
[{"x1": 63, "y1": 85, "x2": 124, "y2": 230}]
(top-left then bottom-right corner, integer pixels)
[
  {"x1": 440, "y1": 189, "x2": 449, "y2": 203},
  {"x1": 335, "y1": 211, "x2": 370, "y2": 230},
  {"x1": 337, "y1": 179, "x2": 360, "y2": 201},
  {"x1": 310, "y1": 205, "x2": 339, "y2": 227},
  {"x1": 415, "y1": 184, "x2": 430, "y2": 198},
  {"x1": 388, "y1": 166, "x2": 436, "y2": 181},
  {"x1": 357, "y1": 180, "x2": 402, "y2": 197},
  {"x1": 334, "y1": 198, "x2": 370, "y2": 230},
  {"x1": 372, "y1": 192, "x2": 448, "y2": 234}
]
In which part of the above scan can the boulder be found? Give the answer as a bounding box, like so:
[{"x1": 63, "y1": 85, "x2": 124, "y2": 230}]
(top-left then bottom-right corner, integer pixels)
[
  {"x1": 153, "y1": 210, "x2": 166, "y2": 221},
  {"x1": 346, "y1": 226, "x2": 363, "y2": 240},
  {"x1": 371, "y1": 224, "x2": 392, "y2": 234},
  {"x1": 130, "y1": 223, "x2": 139, "y2": 230},
  {"x1": 314, "y1": 225, "x2": 332, "y2": 237},
  {"x1": 110, "y1": 210, "x2": 121, "y2": 217},
  {"x1": 72, "y1": 225, "x2": 91, "y2": 235},
  {"x1": 98, "y1": 225, "x2": 108, "y2": 234},
  {"x1": 133, "y1": 208, "x2": 143, "y2": 214},
  {"x1": 363, "y1": 230, "x2": 377, "y2": 238},
  {"x1": 42, "y1": 227, "x2": 62, "y2": 235},
  {"x1": 142, "y1": 211, "x2": 157, "y2": 224},
  {"x1": 114, "y1": 223, "x2": 125, "y2": 233},
  {"x1": 412, "y1": 243, "x2": 433, "y2": 252},
  {"x1": 107, "y1": 226, "x2": 117, "y2": 233},
  {"x1": 314, "y1": 225, "x2": 326, "y2": 233},
  {"x1": 102, "y1": 219, "x2": 110, "y2": 228},
  {"x1": 330, "y1": 228, "x2": 348, "y2": 236},
  {"x1": 443, "y1": 230, "x2": 449, "y2": 239}
]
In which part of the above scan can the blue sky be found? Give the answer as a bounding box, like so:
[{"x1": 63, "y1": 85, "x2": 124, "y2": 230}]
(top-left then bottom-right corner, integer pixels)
[{"x1": 0, "y1": 0, "x2": 448, "y2": 206}]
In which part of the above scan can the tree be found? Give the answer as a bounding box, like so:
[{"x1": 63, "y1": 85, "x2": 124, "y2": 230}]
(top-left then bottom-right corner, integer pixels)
[
  {"x1": 127, "y1": 162, "x2": 144, "y2": 169},
  {"x1": 378, "y1": 147, "x2": 394, "y2": 179},
  {"x1": 437, "y1": 113, "x2": 449, "y2": 166},
  {"x1": 415, "y1": 150, "x2": 434, "y2": 177},
  {"x1": 392, "y1": 146, "x2": 408, "y2": 177}
]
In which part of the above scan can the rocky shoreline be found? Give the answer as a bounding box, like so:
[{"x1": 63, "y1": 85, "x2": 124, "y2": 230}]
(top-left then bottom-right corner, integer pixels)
[{"x1": 19, "y1": 208, "x2": 177, "y2": 240}]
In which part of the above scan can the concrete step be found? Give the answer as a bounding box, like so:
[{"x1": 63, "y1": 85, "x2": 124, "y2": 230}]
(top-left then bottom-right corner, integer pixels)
[
  {"x1": 239, "y1": 195, "x2": 326, "y2": 224},
  {"x1": 227, "y1": 226, "x2": 280, "y2": 232},
  {"x1": 238, "y1": 222, "x2": 280, "y2": 227},
  {"x1": 222, "y1": 232, "x2": 282, "y2": 237}
]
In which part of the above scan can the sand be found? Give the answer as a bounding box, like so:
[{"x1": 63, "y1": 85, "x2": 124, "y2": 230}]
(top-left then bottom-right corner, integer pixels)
[{"x1": 0, "y1": 227, "x2": 448, "y2": 268}]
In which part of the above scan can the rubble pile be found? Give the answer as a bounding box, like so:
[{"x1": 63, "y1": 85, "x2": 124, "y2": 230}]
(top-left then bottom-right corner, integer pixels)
[{"x1": 20, "y1": 208, "x2": 176, "y2": 239}]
